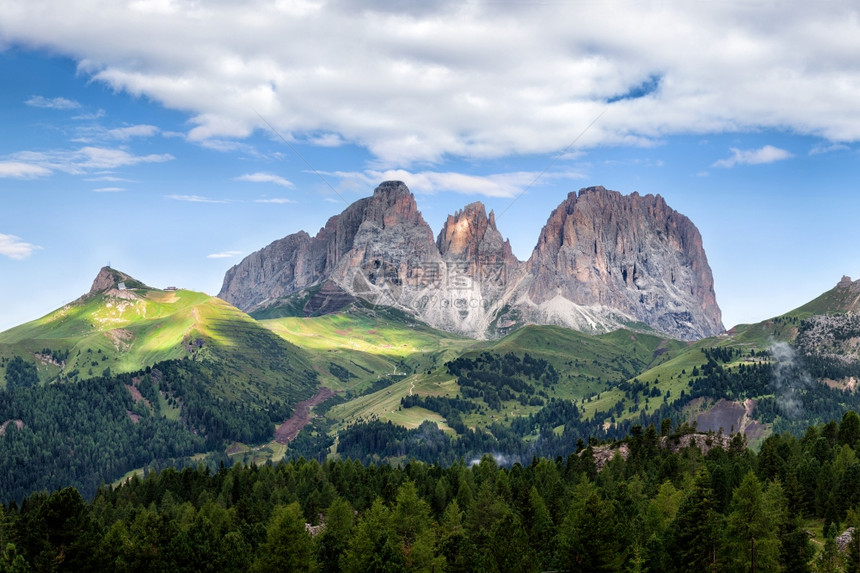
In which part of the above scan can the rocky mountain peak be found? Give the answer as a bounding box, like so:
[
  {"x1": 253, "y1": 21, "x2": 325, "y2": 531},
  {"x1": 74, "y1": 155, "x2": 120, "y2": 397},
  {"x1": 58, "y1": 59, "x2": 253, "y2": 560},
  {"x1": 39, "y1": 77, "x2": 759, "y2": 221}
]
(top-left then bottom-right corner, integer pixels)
[
  {"x1": 437, "y1": 201, "x2": 491, "y2": 258},
  {"x1": 219, "y1": 182, "x2": 723, "y2": 341},
  {"x1": 219, "y1": 181, "x2": 438, "y2": 313},
  {"x1": 89, "y1": 267, "x2": 142, "y2": 294},
  {"x1": 838, "y1": 275, "x2": 857, "y2": 289},
  {"x1": 359, "y1": 180, "x2": 425, "y2": 230},
  {"x1": 524, "y1": 186, "x2": 723, "y2": 340}
]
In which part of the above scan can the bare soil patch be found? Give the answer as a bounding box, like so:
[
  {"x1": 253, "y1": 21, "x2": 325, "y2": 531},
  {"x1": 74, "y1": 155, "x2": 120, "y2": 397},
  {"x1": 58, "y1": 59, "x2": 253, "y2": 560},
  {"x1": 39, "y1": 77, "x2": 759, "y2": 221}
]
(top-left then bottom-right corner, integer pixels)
[
  {"x1": 695, "y1": 399, "x2": 745, "y2": 434},
  {"x1": 274, "y1": 387, "x2": 336, "y2": 444},
  {"x1": 125, "y1": 383, "x2": 145, "y2": 403},
  {"x1": 0, "y1": 419, "x2": 24, "y2": 435}
]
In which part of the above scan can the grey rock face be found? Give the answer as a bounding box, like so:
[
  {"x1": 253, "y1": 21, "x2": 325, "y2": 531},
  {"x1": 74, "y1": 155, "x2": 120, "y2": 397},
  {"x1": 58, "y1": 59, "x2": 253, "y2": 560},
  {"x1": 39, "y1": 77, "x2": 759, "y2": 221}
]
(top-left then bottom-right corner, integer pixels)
[
  {"x1": 520, "y1": 186, "x2": 723, "y2": 340},
  {"x1": 218, "y1": 182, "x2": 723, "y2": 340}
]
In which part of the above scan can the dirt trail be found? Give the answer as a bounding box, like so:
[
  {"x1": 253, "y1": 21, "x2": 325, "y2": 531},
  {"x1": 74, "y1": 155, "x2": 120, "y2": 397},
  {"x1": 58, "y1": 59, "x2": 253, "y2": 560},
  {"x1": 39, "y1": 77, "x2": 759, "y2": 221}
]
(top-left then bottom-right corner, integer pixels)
[{"x1": 274, "y1": 387, "x2": 335, "y2": 444}]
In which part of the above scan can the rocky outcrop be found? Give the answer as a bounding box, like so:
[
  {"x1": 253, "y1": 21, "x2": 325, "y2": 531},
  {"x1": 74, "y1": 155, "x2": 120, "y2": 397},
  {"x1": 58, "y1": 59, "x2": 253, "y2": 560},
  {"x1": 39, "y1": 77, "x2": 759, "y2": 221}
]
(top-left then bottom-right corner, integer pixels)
[
  {"x1": 219, "y1": 181, "x2": 439, "y2": 312},
  {"x1": 303, "y1": 281, "x2": 356, "y2": 317},
  {"x1": 219, "y1": 232, "x2": 314, "y2": 311},
  {"x1": 584, "y1": 433, "x2": 733, "y2": 471},
  {"x1": 518, "y1": 187, "x2": 722, "y2": 339},
  {"x1": 89, "y1": 267, "x2": 142, "y2": 294},
  {"x1": 219, "y1": 182, "x2": 723, "y2": 340}
]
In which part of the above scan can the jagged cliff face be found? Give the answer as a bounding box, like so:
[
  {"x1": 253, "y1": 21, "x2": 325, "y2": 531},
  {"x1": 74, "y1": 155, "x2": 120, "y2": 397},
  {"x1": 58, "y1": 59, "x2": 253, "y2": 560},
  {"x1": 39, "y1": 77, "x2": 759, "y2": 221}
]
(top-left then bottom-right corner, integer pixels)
[
  {"x1": 520, "y1": 187, "x2": 723, "y2": 339},
  {"x1": 218, "y1": 182, "x2": 723, "y2": 340}
]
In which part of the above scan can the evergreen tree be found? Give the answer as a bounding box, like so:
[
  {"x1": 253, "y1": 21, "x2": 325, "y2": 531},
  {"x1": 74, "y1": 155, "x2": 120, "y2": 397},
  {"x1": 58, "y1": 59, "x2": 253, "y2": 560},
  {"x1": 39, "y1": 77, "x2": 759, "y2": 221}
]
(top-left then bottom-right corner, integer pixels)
[
  {"x1": 392, "y1": 481, "x2": 442, "y2": 572},
  {"x1": 814, "y1": 523, "x2": 842, "y2": 573},
  {"x1": 667, "y1": 466, "x2": 723, "y2": 572},
  {"x1": 845, "y1": 507, "x2": 860, "y2": 573},
  {"x1": 342, "y1": 498, "x2": 405, "y2": 573},
  {"x1": 438, "y1": 501, "x2": 469, "y2": 573},
  {"x1": 316, "y1": 497, "x2": 354, "y2": 573},
  {"x1": 556, "y1": 477, "x2": 622, "y2": 572},
  {"x1": 252, "y1": 502, "x2": 317, "y2": 573},
  {"x1": 723, "y1": 472, "x2": 781, "y2": 573}
]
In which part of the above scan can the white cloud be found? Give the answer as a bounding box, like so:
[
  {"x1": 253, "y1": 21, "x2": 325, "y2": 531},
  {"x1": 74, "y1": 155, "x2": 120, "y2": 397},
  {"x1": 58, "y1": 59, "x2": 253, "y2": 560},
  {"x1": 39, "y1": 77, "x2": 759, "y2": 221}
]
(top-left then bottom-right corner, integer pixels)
[
  {"x1": 0, "y1": 161, "x2": 51, "y2": 179},
  {"x1": 3, "y1": 1, "x2": 860, "y2": 165},
  {"x1": 809, "y1": 142, "x2": 850, "y2": 155},
  {"x1": 166, "y1": 194, "x2": 227, "y2": 203},
  {"x1": 72, "y1": 109, "x2": 106, "y2": 120},
  {"x1": 85, "y1": 175, "x2": 137, "y2": 182},
  {"x1": 235, "y1": 172, "x2": 294, "y2": 188},
  {"x1": 92, "y1": 187, "x2": 125, "y2": 192},
  {"x1": 713, "y1": 145, "x2": 793, "y2": 168},
  {"x1": 333, "y1": 169, "x2": 585, "y2": 198},
  {"x1": 5, "y1": 147, "x2": 173, "y2": 174},
  {"x1": 0, "y1": 233, "x2": 42, "y2": 260},
  {"x1": 206, "y1": 250, "x2": 243, "y2": 259},
  {"x1": 108, "y1": 124, "x2": 159, "y2": 139},
  {"x1": 25, "y1": 95, "x2": 80, "y2": 109},
  {"x1": 254, "y1": 198, "x2": 296, "y2": 204}
]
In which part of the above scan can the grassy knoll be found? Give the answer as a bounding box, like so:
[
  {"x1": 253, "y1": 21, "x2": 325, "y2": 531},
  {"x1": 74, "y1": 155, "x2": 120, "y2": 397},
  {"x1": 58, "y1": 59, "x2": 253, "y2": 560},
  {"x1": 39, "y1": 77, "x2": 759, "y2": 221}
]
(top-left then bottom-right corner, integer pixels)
[{"x1": 0, "y1": 286, "x2": 321, "y2": 408}]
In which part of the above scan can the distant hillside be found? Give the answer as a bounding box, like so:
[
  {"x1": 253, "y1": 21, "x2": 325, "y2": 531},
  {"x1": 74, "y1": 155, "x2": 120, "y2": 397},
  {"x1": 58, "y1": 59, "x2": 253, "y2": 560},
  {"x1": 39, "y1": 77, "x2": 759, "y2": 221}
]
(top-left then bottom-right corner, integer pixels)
[
  {"x1": 0, "y1": 267, "x2": 320, "y2": 406},
  {"x1": 6, "y1": 267, "x2": 860, "y2": 499},
  {"x1": 0, "y1": 267, "x2": 322, "y2": 501}
]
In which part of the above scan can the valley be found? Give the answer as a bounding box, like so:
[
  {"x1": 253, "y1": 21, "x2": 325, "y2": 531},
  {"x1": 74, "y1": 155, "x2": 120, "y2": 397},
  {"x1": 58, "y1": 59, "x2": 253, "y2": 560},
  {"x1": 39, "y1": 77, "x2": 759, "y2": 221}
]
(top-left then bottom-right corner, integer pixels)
[
  {"x1": 3, "y1": 186, "x2": 860, "y2": 506},
  {"x1": 5, "y1": 264, "x2": 860, "y2": 503}
]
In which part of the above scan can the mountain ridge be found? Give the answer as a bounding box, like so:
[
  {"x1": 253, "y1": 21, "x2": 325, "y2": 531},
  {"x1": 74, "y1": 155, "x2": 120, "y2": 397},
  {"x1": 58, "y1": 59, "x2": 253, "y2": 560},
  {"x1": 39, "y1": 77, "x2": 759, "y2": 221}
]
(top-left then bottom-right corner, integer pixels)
[{"x1": 219, "y1": 181, "x2": 723, "y2": 340}]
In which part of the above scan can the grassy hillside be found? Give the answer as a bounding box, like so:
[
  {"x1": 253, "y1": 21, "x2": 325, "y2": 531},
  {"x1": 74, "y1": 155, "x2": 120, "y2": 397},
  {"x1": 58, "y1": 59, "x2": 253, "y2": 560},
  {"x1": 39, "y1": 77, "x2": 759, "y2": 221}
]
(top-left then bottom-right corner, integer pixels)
[
  {"x1": 0, "y1": 282, "x2": 320, "y2": 408},
  {"x1": 315, "y1": 324, "x2": 690, "y2": 437},
  {"x1": 261, "y1": 305, "x2": 477, "y2": 393}
]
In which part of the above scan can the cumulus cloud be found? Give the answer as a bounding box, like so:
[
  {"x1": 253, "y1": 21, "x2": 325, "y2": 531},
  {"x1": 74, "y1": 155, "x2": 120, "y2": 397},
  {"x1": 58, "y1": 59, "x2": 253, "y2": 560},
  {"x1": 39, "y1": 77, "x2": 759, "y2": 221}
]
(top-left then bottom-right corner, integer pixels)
[
  {"x1": 333, "y1": 169, "x2": 585, "y2": 198},
  {"x1": 0, "y1": 233, "x2": 42, "y2": 260},
  {"x1": 712, "y1": 145, "x2": 793, "y2": 168},
  {"x1": 3, "y1": 1, "x2": 860, "y2": 165},
  {"x1": 0, "y1": 161, "x2": 51, "y2": 179},
  {"x1": 25, "y1": 95, "x2": 80, "y2": 109},
  {"x1": 235, "y1": 172, "x2": 294, "y2": 188},
  {"x1": 206, "y1": 250, "x2": 242, "y2": 259}
]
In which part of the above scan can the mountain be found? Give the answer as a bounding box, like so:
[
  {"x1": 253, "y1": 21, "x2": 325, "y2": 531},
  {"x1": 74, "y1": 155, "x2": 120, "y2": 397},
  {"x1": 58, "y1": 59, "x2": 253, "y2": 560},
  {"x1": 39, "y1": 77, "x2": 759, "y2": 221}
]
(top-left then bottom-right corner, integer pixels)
[
  {"x1": 5, "y1": 262, "x2": 860, "y2": 501},
  {"x1": 0, "y1": 266, "x2": 319, "y2": 405},
  {"x1": 219, "y1": 181, "x2": 723, "y2": 340},
  {"x1": 519, "y1": 187, "x2": 723, "y2": 340}
]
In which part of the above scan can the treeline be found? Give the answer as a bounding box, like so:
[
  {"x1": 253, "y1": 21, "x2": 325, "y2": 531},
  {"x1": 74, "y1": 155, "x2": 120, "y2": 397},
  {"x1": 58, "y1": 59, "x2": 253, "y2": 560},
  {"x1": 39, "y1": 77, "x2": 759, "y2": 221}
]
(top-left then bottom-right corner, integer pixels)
[
  {"x1": 333, "y1": 396, "x2": 684, "y2": 466},
  {"x1": 0, "y1": 373, "x2": 202, "y2": 502},
  {"x1": 686, "y1": 345, "x2": 860, "y2": 433},
  {"x1": 446, "y1": 352, "x2": 558, "y2": 410},
  {"x1": 0, "y1": 359, "x2": 296, "y2": 502},
  {"x1": 2, "y1": 356, "x2": 39, "y2": 390},
  {"x1": 6, "y1": 414, "x2": 860, "y2": 571}
]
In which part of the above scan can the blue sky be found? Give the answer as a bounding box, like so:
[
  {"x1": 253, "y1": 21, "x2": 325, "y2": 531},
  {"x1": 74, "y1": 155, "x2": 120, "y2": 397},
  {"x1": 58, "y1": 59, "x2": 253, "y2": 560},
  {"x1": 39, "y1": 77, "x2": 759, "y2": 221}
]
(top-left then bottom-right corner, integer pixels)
[{"x1": 2, "y1": 1, "x2": 860, "y2": 333}]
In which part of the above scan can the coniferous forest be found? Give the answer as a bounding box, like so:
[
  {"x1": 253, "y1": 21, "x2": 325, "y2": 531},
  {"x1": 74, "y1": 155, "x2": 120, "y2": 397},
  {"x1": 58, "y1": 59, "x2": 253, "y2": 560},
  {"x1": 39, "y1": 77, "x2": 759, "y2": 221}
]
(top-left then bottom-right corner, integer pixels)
[{"x1": 4, "y1": 414, "x2": 860, "y2": 572}]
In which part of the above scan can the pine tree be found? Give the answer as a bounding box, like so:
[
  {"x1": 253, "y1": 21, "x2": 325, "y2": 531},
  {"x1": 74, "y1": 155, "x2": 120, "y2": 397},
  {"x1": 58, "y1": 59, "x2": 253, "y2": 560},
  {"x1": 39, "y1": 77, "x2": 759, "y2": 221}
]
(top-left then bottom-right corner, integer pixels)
[
  {"x1": 252, "y1": 502, "x2": 317, "y2": 573},
  {"x1": 316, "y1": 497, "x2": 354, "y2": 573},
  {"x1": 723, "y1": 472, "x2": 781, "y2": 573},
  {"x1": 556, "y1": 477, "x2": 622, "y2": 572},
  {"x1": 667, "y1": 467, "x2": 723, "y2": 572},
  {"x1": 342, "y1": 498, "x2": 404, "y2": 573},
  {"x1": 392, "y1": 481, "x2": 442, "y2": 572}
]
